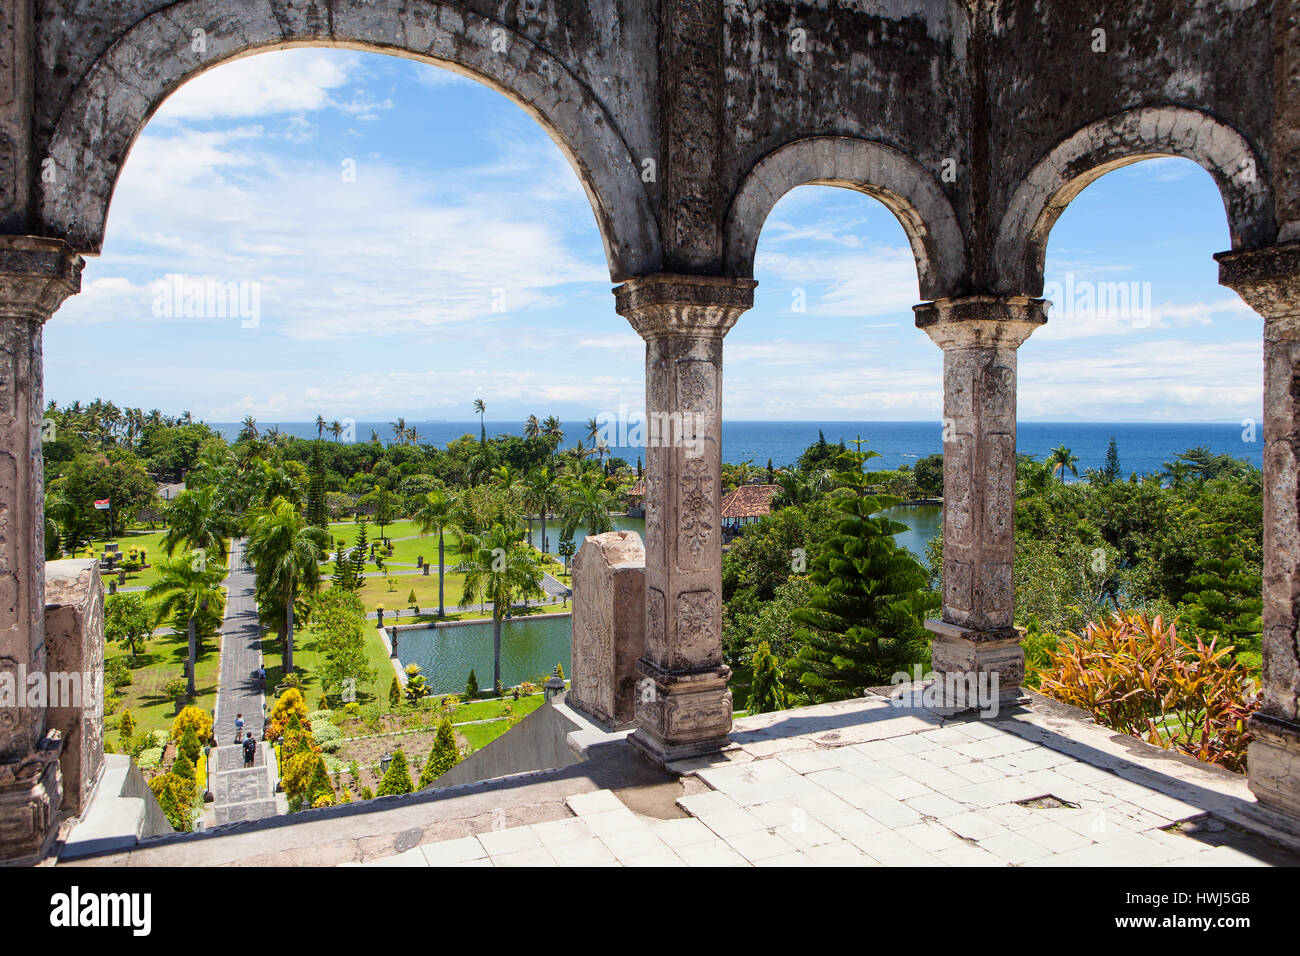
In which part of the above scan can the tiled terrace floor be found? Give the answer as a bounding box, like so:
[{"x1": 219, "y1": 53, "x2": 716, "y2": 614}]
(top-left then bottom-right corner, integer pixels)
[{"x1": 356, "y1": 694, "x2": 1300, "y2": 867}]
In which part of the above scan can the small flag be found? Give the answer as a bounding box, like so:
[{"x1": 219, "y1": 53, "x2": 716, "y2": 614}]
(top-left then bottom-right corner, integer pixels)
[{"x1": 93, "y1": 499, "x2": 110, "y2": 510}]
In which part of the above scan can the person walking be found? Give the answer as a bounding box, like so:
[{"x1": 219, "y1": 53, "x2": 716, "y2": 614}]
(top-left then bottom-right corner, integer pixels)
[
  {"x1": 234, "y1": 712, "x2": 245, "y2": 743},
  {"x1": 257, "y1": 665, "x2": 266, "y2": 691},
  {"x1": 242, "y1": 732, "x2": 257, "y2": 768}
]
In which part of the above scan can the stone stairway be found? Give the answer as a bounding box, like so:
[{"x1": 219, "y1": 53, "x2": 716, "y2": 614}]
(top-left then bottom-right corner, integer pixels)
[{"x1": 210, "y1": 741, "x2": 278, "y2": 826}]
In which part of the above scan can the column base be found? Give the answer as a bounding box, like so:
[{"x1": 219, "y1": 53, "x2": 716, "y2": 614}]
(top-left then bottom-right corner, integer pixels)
[
  {"x1": 0, "y1": 733, "x2": 64, "y2": 865},
  {"x1": 1246, "y1": 712, "x2": 1300, "y2": 826},
  {"x1": 925, "y1": 619, "x2": 1028, "y2": 709},
  {"x1": 629, "y1": 658, "x2": 732, "y2": 766}
]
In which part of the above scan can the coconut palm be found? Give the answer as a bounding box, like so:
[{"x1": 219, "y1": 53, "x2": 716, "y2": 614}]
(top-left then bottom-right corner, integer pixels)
[
  {"x1": 239, "y1": 416, "x2": 258, "y2": 441},
  {"x1": 161, "y1": 485, "x2": 231, "y2": 563},
  {"x1": 147, "y1": 553, "x2": 227, "y2": 696},
  {"x1": 315, "y1": 415, "x2": 326, "y2": 439},
  {"x1": 412, "y1": 488, "x2": 459, "y2": 618},
  {"x1": 474, "y1": 399, "x2": 487, "y2": 442},
  {"x1": 455, "y1": 523, "x2": 543, "y2": 692},
  {"x1": 524, "y1": 414, "x2": 541, "y2": 440},
  {"x1": 329, "y1": 420, "x2": 343, "y2": 441},
  {"x1": 406, "y1": 426, "x2": 421, "y2": 445},
  {"x1": 523, "y1": 466, "x2": 560, "y2": 555},
  {"x1": 245, "y1": 498, "x2": 331, "y2": 673},
  {"x1": 390, "y1": 417, "x2": 407, "y2": 445},
  {"x1": 541, "y1": 415, "x2": 564, "y2": 457},
  {"x1": 1047, "y1": 445, "x2": 1079, "y2": 484}
]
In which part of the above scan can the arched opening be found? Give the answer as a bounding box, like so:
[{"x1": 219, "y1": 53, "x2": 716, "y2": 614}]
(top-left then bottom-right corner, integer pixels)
[
  {"x1": 41, "y1": 46, "x2": 653, "y2": 808},
  {"x1": 719, "y1": 180, "x2": 945, "y2": 711},
  {"x1": 1013, "y1": 154, "x2": 1265, "y2": 749}
]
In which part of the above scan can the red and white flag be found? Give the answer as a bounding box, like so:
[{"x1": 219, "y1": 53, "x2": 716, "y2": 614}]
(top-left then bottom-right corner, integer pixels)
[{"x1": 93, "y1": 499, "x2": 110, "y2": 510}]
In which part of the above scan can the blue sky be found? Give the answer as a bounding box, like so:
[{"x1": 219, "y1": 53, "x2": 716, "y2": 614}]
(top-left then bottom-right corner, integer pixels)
[{"x1": 44, "y1": 49, "x2": 1262, "y2": 424}]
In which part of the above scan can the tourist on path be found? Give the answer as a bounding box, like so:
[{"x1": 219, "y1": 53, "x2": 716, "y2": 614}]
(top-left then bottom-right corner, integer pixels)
[
  {"x1": 242, "y1": 732, "x2": 256, "y2": 768},
  {"x1": 235, "y1": 712, "x2": 244, "y2": 743}
]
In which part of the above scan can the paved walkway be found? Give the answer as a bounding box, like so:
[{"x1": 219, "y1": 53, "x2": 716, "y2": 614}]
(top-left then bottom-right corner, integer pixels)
[
  {"x1": 354, "y1": 696, "x2": 1299, "y2": 867},
  {"x1": 210, "y1": 538, "x2": 277, "y2": 825}
]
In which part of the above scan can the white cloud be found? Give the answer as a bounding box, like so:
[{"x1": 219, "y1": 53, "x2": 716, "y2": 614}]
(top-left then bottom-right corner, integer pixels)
[{"x1": 154, "y1": 50, "x2": 357, "y2": 122}]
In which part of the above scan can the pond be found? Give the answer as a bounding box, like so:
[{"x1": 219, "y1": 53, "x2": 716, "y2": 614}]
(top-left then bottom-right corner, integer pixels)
[
  {"x1": 881, "y1": 503, "x2": 942, "y2": 560},
  {"x1": 523, "y1": 514, "x2": 645, "y2": 553},
  {"x1": 395, "y1": 614, "x2": 573, "y2": 695}
]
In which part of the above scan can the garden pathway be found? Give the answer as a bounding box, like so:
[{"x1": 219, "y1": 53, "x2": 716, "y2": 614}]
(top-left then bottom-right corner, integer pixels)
[{"x1": 210, "y1": 537, "x2": 278, "y2": 825}]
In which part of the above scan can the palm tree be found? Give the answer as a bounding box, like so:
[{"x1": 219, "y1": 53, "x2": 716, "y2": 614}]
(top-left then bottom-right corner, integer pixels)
[
  {"x1": 541, "y1": 415, "x2": 564, "y2": 458},
  {"x1": 239, "y1": 415, "x2": 258, "y2": 441},
  {"x1": 390, "y1": 417, "x2": 407, "y2": 445},
  {"x1": 455, "y1": 523, "x2": 543, "y2": 692},
  {"x1": 147, "y1": 554, "x2": 227, "y2": 697},
  {"x1": 245, "y1": 498, "x2": 331, "y2": 673},
  {"x1": 329, "y1": 420, "x2": 343, "y2": 442},
  {"x1": 558, "y1": 473, "x2": 616, "y2": 541},
  {"x1": 412, "y1": 489, "x2": 458, "y2": 617},
  {"x1": 1047, "y1": 445, "x2": 1078, "y2": 484},
  {"x1": 161, "y1": 486, "x2": 230, "y2": 563},
  {"x1": 315, "y1": 415, "x2": 326, "y2": 440},
  {"x1": 523, "y1": 466, "x2": 560, "y2": 555},
  {"x1": 1162, "y1": 460, "x2": 1193, "y2": 490},
  {"x1": 406, "y1": 426, "x2": 421, "y2": 445},
  {"x1": 474, "y1": 399, "x2": 487, "y2": 443},
  {"x1": 524, "y1": 414, "x2": 541, "y2": 440}
]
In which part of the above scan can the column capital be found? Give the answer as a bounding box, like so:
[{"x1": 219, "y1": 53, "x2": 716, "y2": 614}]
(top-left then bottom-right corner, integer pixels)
[
  {"x1": 0, "y1": 236, "x2": 84, "y2": 322},
  {"x1": 613, "y1": 273, "x2": 756, "y2": 340},
  {"x1": 1215, "y1": 243, "x2": 1300, "y2": 339},
  {"x1": 914, "y1": 294, "x2": 1047, "y2": 350}
]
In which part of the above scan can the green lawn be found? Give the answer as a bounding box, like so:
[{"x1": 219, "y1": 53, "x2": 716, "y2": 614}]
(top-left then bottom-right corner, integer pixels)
[
  {"x1": 357, "y1": 571, "x2": 470, "y2": 617},
  {"x1": 261, "y1": 617, "x2": 397, "y2": 709},
  {"x1": 105, "y1": 627, "x2": 219, "y2": 740}
]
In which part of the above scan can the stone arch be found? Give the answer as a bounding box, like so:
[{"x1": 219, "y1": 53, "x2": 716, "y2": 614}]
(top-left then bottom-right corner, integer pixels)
[
  {"x1": 39, "y1": 0, "x2": 660, "y2": 280},
  {"x1": 995, "y1": 106, "x2": 1274, "y2": 295},
  {"x1": 723, "y1": 136, "x2": 968, "y2": 301}
]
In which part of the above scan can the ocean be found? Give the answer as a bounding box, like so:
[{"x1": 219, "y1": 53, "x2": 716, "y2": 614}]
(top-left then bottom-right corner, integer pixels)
[{"x1": 211, "y1": 420, "x2": 1262, "y2": 478}]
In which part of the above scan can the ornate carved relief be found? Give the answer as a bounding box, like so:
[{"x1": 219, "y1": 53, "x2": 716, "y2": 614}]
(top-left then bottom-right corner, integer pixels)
[{"x1": 677, "y1": 456, "x2": 713, "y2": 565}]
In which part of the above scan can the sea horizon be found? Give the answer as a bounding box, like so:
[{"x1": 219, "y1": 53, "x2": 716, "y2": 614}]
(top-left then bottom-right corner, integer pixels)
[{"x1": 208, "y1": 419, "x2": 1263, "y2": 478}]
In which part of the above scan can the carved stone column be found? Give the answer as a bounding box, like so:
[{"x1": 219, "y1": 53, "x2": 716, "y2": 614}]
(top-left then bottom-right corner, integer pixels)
[
  {"x1": 914, "y1": 295, "x2": 1046, "y2": 708},
  {"x1": 1217, "y1": 243, "x2": 1300, "y2": 825},
  {"x1": 614, "y1": 274, "x2": 754, "y2": 763},
  {"x1": 0, "y1": 236, "x2": 83, "y2": 863}
]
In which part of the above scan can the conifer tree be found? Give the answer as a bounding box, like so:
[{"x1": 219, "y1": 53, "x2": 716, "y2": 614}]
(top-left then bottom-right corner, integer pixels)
[
  {"x1": 375, "y1": 748, "x2": 414, "y2": 796},
  {"x1": 389, "y1": 675, "x2": 402, "y2": 709},
  {"x1": 466, "y1": 669, "x2": 479, "y2": 699},
  {"x1": 748, "y1": 641, "x2": 787, "y2": 714},
  {"x1": 790, "y1": 443, "x2": 938, "y2": 701},
  {"x1": 418, "y1": 718, "x2": 461, "y2": 788}
]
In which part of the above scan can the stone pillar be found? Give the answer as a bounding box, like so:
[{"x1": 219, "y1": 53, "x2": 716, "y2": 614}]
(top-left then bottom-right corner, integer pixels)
[
  {"x1": 914, "y1": 295, "x2": 1046, "y2": 708},
  {"x1": 0, "y1": 236, "x2": 83, "y2": 863},
  {"x1": 45, "y1": 559, "x2": 105, "y2": 817},
  {"x1": 1217, "y1": 243, "x2": 1300, "y2": 825},
  {"x1": 569, "y1": 530, "x2": 646, "y2": 729},
  {"x1": 614, "y1": 274, "x2": 754, "y2": 763}
]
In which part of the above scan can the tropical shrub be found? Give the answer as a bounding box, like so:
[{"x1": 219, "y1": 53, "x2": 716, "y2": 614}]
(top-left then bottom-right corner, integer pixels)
[
  {"x1": 137, "y1": 747, "x2": 164, "y2": 771},
  {"x1": 1037, "y1": 612, "x2": 1260, "y2": 772},
  {"x1": 178, "y1": 726, "x2": 202, "y2": 765},
  {"x1": 747, "y1": 641, "x2": 787, "y2": 714},
  {"x1": 418, "y1": 719, "x2": 461, "y2": 788},
  {"x1": 311, "y1": 721, "x2": 344, "y2": 753},
  {"x1": 170, "y1": 706, "x2": 212, "y2": 743},
  {"x1": 267, "y1": 687, "x2": 311, "y2": 741},
  {"x1": 404, "y1": 664, "x2": 429, "y2": 703}
]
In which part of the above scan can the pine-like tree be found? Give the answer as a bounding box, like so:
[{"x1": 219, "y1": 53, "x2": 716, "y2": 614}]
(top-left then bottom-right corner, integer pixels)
[
  {"x1": 375, "y1": 748, "x2": 414, "y2": 796},
  {"x1": 172, "y1": 748, "x2": 196, "y2": 781},
  {"x1": 350, "y1": 523, "x2": 369, "y2": 589},
  {"x1": 1180, "y1": 534, "x2": 1263, "y2": 649},
  {"x1": 790, "y1": 444, "x2": 938, "y2": 701},
  {"x1": 388, "y1": 675, "x2": 402, "y2": 709},
  {"x1": 465, "y1": 669, "x2": 479, "y2": 699},
  {"x1": 179, "y1": 725, "x2": 201, "y2": 765},
  {"x1": 307, "y1": 754, "x2": 336, "y2": 807},
  {"x1": 1101, "y1": 437, "x2": 1122, "y2": 485},
  {"x1": 747, "y1": 641, "x2": 787, "y2": 714},
  {"x1": 306, "y1": 445, "x2": 328, "y2": 529},
  {"x1": 418, "y1": 718, "x2": 461, "y2": 788}
]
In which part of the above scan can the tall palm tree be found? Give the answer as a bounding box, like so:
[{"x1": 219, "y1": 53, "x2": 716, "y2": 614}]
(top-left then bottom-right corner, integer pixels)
[
  {"x1": 412, "y1": 488, "x2": 458, "y2": 618},
  {"x1": 523, "y1": 466, "x2": 560, "y2": 555},
  {"x1": 406, "y1": 426, "x2": 421, "y2": 445},
  {"x1": 315, "y1": 415, "x2": 326, "y2": 440},
  {"x1": 147, "y1": 554, "x2": 227, "y2": 696},
  {"x1": 161, "y1": 485, "x2": 231, "y2": 563},
  {"x1": 455, "y1": 523, "x2": 543, "y2": 692},
  {"x1": 541, "y1": 415, "x2": 564, "y2": 459},
  {"x1": 390, "y1": 417, "x2": 407, "y2": 445},
  {"x1": 524, "y1": 414, "x2": 541, "y2": 440},
  {"x1": 329, "y1": 420, "x2": 343, "y2": 441},
  {"x1": 585, "y1": 417, "x2": 599, "y2": 446},
  {"x1": 474, "y1": 399, "x2": 487, "y2": 443},
  {"x1": 1047, "y1": 445, "x2": 1079, "y2": 484},
  {"x1": 246, "y1": 498, "x2": 330, "y2": 673},
  {"x1": 239, "y1": 415, "x2": 258, "y2": 441}
]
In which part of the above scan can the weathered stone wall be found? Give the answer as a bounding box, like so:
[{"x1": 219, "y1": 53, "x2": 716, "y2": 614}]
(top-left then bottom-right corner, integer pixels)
[
  {"x1": 44, "y1": 558, "x2": 103, "y2": 817},
  {"x1": 569, "y1": 530, "x2": 645, "y2": 730}
]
